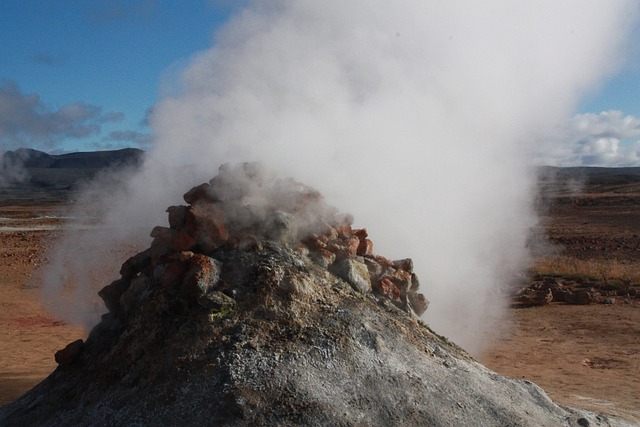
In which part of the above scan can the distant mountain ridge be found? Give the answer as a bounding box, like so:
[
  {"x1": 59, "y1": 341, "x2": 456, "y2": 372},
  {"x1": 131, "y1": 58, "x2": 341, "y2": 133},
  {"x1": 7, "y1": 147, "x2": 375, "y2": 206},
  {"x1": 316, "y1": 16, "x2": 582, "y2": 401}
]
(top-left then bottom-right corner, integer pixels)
[
  {"x1": 1, "y1": 147, "x2": 639, "y2": 203},
  {"x1": 0, "y1": 148, "x2": 145, "y2": 203},
  {"x1": 2, "y1": 147, "x2": 144, "y2": 170},
  {"x1": 539, "y1": 165, "x2": 640, "y2": 180}
]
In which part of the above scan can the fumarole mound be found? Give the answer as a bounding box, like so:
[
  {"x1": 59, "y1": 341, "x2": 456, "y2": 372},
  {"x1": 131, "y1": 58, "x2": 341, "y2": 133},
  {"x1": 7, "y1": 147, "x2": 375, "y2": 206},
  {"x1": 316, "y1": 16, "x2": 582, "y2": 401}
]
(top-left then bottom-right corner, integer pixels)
[{"x1": 0, "y1": 163, "x2": 632, "y2": 426}]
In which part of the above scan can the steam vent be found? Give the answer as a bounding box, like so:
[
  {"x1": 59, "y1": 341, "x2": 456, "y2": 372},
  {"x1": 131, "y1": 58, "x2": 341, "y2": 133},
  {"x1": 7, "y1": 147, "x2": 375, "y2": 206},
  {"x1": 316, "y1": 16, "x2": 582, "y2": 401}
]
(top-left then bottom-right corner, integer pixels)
[{"x1": 0, "y1": 163, "x2": 632, "y2": 426}]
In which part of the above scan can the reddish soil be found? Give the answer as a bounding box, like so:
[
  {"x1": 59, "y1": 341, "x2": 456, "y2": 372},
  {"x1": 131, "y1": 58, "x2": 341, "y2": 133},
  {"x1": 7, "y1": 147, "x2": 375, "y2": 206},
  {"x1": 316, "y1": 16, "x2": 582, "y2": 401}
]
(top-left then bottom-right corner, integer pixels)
[
  {"x1": 481, "y1": 193, "x2": 640, "y2": 422},
  {"x1": 0, "y1": 206, "x2": 84, "y2": 407},
  {"x1": 481, "y1": 304, "x2": 640, "y2": 422},
  {"x1": 1, "y1": 197, "x2": 639, "y2": 423}
]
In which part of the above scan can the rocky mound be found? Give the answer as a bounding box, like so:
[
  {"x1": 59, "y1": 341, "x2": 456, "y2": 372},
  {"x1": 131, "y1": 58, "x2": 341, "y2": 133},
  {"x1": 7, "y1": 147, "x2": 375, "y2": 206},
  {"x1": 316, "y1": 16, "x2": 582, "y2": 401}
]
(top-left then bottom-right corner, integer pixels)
[{"x1": 0, "y1": 163, "x2": 632, "y2": 426}]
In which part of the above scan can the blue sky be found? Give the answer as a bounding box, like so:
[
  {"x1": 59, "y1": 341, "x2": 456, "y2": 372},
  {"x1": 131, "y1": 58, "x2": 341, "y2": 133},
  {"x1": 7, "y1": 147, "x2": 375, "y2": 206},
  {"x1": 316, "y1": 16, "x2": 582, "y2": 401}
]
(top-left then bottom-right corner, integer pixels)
[
  {"x1": 578, "y1": 47, "x2": 640, "y2": 116},
  {"x1": 0, "y1": 0, "x2": 231, "y2": 152},
  {"x1": 1, "y1": 1, "x2": 639, "y2": 165}
]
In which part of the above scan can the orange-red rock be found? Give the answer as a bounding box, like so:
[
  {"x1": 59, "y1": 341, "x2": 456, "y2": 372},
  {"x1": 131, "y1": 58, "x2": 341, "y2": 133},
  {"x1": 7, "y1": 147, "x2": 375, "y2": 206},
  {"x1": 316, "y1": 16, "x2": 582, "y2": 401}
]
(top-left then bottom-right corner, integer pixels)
[
  {"x1": 374, "y1": 276, "x2": 401, "y2": 301},
  {"x1": 357, "y1": 239, "x2": 373, "y2": 256},
  {"x1": 183, "y1": 183, "x2": 216, "y2": 205},
  {"x1": 353, "y1": 228, "x2": 368, "y2": 239},
  {"x1": 344, "y1": 236, "x2": 360, "y2": 257},
  {"x1": 156, "y1": 261, "x2": 186, "y2": 289},
  {"x1": 335, "y1": 224, "x2": 352, "y2": 238},
  {"x1": 185, "y1": 203, "x2": 229, "y2": 252},
  {"x1": 172, "y1": 230, "x2": 197, "y2": 252}
]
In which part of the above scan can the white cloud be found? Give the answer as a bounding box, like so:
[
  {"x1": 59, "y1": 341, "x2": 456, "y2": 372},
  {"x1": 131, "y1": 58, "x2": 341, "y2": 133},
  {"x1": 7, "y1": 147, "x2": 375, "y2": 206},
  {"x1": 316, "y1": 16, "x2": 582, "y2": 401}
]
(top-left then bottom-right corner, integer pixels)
[
  {"x1": 0, "y1": 80, "x2": 126, "y2": 151},
  {"x1": 537, "y1": 110, "x2": 640, "y2": 166},
  {"x1": 572, "y1": 110, "x2": 640, "y2": 140}
]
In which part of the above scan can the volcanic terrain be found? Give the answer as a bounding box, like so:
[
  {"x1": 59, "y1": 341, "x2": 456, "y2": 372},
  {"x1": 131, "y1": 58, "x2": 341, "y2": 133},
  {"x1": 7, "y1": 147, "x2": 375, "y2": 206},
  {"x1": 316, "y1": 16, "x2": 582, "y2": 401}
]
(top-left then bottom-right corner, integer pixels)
[{"x1": 0, "y1": 160, "x2": 638, "y2": 425}]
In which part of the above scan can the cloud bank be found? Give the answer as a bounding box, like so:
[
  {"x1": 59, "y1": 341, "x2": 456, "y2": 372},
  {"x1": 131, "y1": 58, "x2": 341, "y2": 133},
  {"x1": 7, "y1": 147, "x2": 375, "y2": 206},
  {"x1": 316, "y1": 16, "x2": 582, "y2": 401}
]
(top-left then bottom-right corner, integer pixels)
[
  {"x1": 538, "y1": 110, "x2": 640, "y2": 166},
  {"x1": 0, "y1": 80, "x2": 153, "y2": 152},
  {"x1": 40, "y1": 0, "x2": 637, "y2": 354},
  {"x1": 0, "y1": 80, "x2": 122, "y2": 150}
]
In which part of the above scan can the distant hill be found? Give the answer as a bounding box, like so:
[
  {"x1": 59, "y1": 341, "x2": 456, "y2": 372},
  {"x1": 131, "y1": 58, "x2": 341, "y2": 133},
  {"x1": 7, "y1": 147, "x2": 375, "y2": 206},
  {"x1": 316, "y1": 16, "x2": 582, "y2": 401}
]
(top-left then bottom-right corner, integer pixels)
[
  {"x1": 0, "y1": 148, "x2": 144, "y2": 204},
  {"x1": 538, "y1": 166, "x2": 640, "y2": 195},
  {"x1": 1, "y1": 148, "x2": 639, "y2": 204},
  {"x1": 2, "y1": 147, "x2": 144, "y2": 170}
]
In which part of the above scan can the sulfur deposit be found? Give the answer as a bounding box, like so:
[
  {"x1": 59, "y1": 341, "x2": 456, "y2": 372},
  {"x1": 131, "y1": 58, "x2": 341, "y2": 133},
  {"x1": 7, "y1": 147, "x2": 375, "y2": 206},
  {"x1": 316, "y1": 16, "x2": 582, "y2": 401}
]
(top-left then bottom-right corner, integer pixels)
[{"x1": 0, "y1": 164, "x2": 632, "y2": 426}]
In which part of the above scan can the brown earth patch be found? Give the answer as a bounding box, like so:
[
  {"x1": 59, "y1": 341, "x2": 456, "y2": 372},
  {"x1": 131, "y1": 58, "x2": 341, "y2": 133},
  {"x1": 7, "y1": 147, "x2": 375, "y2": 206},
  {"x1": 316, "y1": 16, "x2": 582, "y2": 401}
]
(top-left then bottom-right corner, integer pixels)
[
  {"x1": 480, "y1": 303, "x2": 640, "y2": 423},
  {"x1": 0, "y1": 207, "x2": 85, "y2": 406},
  {"x1": 481, "y1": 185, "x2": 640, "y2": 423}
]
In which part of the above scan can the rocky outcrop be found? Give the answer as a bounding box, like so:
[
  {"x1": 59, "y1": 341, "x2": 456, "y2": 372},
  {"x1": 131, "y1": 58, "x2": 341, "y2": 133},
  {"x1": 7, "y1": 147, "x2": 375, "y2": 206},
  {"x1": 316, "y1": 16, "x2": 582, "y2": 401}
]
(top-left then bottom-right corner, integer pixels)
[
  {"x1": 513, "y1": 275, "x2": 640, "y2": 307},
  {"x1": 100, "y1": 162, "x2": 429, "y2": 321},
  {"x1": 0, "y1": 163, "x2": 633, "y2": 426}
]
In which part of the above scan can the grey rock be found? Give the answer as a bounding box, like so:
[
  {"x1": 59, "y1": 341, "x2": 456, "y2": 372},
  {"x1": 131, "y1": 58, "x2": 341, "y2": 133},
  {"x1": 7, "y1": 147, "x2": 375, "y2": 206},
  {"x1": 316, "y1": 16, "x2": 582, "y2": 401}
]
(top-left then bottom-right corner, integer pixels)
[
  {"x1": 266, "y1": 210, "x2": 297, "y2": 243},
  {"x1": 392, "y1": 257, "x2": 414, "y2": 272},
  {"x1": 308, "y1": 250, "x2": 336, "y2": 269},
  {"x1": 97, "y1": 279, "x2": 130, "y2": 316},
  {"x1": 120, "y1": 275, "x2": 152, "y2": 316},
  {"x1": 407, "y1": 291, "x2": 429, "y2": 316},
  {"x1": 330, "y1": 258, "x2": 372, "y2": 294}
]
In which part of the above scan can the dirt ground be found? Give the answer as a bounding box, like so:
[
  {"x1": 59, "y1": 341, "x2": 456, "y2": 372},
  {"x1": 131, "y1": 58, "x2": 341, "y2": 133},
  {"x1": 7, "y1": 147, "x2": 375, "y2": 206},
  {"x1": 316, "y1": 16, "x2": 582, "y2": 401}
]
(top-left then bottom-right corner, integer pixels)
[
  {"x1": 481, "y1": 304, "x2": 640, "y2": 422},
  {"x1": 0, "y1": 206, "x2": 85, "y2": 407},
  {"x1": 1, "y1": 200, "x2": 639, "y2": 423},
  {"x1": 481, "y1": 194, "x2": 640, "y2": 423}
]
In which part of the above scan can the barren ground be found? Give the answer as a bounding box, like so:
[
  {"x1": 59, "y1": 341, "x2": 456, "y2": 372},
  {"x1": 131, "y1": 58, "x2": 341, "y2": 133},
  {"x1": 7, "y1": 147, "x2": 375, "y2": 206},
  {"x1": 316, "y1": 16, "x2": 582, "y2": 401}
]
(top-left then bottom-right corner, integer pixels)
[
  {"x1": 482, "y1": 194, "x2": 640, "y2": 422},
  {"x1": 1, "y1": 198, "x2": 639, "y2": 423},
  {"x1": 0, "y1": 206, "x2": 84, "y2": 406}
]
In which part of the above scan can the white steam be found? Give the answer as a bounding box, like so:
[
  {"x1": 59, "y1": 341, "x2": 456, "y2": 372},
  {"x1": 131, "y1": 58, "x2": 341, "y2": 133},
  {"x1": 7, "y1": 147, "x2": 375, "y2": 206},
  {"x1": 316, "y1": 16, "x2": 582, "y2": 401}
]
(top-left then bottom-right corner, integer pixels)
[
  {"x1": 0, "y1": 148, "x2": 34, "y2": 187},
  {"x1": 39, "y1": 1, "x2": 636, "y2": 354}
]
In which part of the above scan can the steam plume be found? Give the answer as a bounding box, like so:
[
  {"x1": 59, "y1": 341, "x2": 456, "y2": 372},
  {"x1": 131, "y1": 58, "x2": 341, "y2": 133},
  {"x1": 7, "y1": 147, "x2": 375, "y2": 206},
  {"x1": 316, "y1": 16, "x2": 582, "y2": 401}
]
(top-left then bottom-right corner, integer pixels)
[
  {"x1": 0, "y1": 149, "x2": 30, "y2": 187},
  {"x1": 39, "y1": 1, "x2": 637, "y2": 354}
]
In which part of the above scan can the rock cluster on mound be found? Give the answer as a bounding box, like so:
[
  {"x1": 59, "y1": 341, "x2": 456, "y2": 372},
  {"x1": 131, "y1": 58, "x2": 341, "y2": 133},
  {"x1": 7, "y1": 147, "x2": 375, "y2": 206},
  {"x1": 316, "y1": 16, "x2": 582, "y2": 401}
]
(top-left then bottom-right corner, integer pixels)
[
  {"x1": 0, "y1": 163, "x2": 633, "y2": 427},
  {"x1": 96, "y1": 162, "x2": 428, "y2": 339}
]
